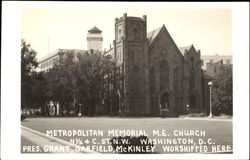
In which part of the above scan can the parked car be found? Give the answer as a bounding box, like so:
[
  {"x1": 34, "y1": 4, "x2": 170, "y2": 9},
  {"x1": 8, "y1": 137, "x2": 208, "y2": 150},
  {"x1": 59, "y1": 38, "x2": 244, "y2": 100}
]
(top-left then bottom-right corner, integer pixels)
[{"x1": 21, "y1": 114, "x2": 26, "y2": 121}]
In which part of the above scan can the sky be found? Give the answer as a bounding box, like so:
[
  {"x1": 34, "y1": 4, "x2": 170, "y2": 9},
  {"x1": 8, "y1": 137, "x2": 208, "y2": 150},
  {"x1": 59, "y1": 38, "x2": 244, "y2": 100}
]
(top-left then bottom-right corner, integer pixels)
[{"x1": 21, "y1": 4, "x2": 232, "y2": 60}]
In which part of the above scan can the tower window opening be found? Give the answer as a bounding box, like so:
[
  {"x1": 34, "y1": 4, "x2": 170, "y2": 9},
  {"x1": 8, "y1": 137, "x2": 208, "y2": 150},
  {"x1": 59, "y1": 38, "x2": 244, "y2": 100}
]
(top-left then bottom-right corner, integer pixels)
[{"x1": 133, "y1": 28, "x2": 138, "y2": 40}]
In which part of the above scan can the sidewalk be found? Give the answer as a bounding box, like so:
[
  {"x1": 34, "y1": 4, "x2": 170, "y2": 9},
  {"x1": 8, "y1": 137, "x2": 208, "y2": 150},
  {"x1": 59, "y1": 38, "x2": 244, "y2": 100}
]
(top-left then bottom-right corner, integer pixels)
[{"x1": 181, "y1": 116, "x2": 232, "y2": 121}]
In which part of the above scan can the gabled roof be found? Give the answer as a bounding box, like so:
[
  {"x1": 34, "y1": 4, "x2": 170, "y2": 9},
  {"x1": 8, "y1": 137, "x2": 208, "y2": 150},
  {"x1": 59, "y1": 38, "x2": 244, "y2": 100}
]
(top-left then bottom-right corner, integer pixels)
[
  {"x1": 88, "y1": 26, "x2": 102, "y2": 33},
  {"x1": 147, "y1": 27, "x2": 162, "y2": 45},
  {"x1": 147, "y1": 25, "x2": 184, "y2": 58},
  {"x1": 179, "y1": 45, "x2": 194, "y2": 55}
]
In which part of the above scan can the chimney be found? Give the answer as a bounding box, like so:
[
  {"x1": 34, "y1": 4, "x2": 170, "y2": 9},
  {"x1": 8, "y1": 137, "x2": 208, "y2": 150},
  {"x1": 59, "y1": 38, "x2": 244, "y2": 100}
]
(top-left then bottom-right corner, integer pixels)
[{"x1": 123, "y1": 13, "x2": 127, "y2": 19}]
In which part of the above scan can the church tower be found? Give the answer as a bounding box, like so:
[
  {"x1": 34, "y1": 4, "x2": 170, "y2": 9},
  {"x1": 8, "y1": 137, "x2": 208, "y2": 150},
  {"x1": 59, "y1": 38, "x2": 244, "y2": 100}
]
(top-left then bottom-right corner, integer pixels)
[
  {"x1": 114, "y1": 13, "x2": 150, "y2": 115},
  {"x1": 87, "y1": 26, "x2": 103, "y2": 52}
]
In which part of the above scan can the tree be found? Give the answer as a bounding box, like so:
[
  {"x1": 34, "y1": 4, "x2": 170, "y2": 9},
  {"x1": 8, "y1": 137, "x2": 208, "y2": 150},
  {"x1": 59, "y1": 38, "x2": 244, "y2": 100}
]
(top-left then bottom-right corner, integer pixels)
[
  {"x1": 40, "y1": 51, "x2": 117, "y2": 117},
  {"x1": 75, "y1": 53, "x2": 113, "y2": 116},
  {"x1": 21, "y1": 39, "x2": 38, "y2": 109},
  {"x1": 45, "y1": 52, "x2": 76, "y2": 116},
  {"x1": 59, "y1": 52, "x2": 116, "y2": 116},
  {"x1": 30, "y1": 72, "x2": 50, "y2": 115},
  {"x1": 212, "y1": 65, "x2": 233, "y2": 115}
]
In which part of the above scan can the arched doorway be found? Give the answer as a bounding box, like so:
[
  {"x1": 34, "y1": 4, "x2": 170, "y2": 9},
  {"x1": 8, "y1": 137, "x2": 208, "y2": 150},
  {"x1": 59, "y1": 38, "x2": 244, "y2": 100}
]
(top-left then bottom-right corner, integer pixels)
[
  {"x1": 160, "y1": 91, "x2": 170, "y2": 109},
  {"x1": 190, "y1": 95, "x2": 196, "y2": 109}
]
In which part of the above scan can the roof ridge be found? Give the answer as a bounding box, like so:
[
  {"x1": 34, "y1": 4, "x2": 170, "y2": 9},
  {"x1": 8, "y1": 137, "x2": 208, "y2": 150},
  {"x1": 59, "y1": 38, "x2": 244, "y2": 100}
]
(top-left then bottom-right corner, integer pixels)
[
  {"x1": 147, "y1": 26, "x2": 163, "y2": 45},
  {"x1": 149, "y1": 29, "x2": 156, "y2": 43}
]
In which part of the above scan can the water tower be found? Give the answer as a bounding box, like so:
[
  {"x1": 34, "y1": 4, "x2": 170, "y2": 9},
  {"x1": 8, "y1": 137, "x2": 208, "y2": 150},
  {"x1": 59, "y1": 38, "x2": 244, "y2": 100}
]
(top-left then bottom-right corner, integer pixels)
[{"x1": 87, "y1": 26, "x2": 103, "y2": 52}]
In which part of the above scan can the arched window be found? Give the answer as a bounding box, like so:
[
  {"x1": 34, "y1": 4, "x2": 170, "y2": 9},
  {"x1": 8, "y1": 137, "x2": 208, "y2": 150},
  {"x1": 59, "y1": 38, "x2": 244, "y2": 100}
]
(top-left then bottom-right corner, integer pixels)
[
  {"x1": 130, "y1": 50, "x2": 134, "y2": 66},
  {"x1": 174, "y1": 67, "x2": 179, "y2": 109},
  {"x1": 118, "y1": 29, "x2": 122, "y2": 40},
  {"x1": 190, "y1": 68, "x2": 195, "y2": 89},
  {"x1": 190, "y1": 57, "x2": 195, "y2": 89},
  {"x1": 174, "y1": 67, "x2": 179, "y2": 95},
  {"x1": 117, "y1": 51, "x2": 120, "y2": 61},
  {"x1": 190, "y1": 57, "x2": 195, "y2": 67},
  {"x1": 133, "y1": 65, "x2": 139, "y2": 92},
  {"x1": 133, "y1": 28, "x2": 138, "y2": 40},
  {"x1": 133, "y1": 48, "x2": 139, "y2": 68},
  {"x1": 160, "y1": 60, "x2": 169, "y2": 88},
  {"x1": 150, "y1": 67, "x2": 156, "y2": 93}
]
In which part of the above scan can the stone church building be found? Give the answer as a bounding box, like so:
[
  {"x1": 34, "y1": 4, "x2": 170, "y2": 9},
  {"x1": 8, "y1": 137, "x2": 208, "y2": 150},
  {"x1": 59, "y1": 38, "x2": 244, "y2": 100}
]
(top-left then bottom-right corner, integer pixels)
[{"x1": 105, "y1": 13, "x2": 207, "y2": 117}]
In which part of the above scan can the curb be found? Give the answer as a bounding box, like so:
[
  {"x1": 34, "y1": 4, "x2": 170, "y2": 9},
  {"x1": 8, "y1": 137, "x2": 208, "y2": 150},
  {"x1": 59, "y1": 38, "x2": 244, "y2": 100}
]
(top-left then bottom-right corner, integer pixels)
[
  {"x1": 21, "y1": 125, "x2": 100, "y2": 154},
  {"x1": 183, "y1": 117, "x2": 232, "y2": 121}
]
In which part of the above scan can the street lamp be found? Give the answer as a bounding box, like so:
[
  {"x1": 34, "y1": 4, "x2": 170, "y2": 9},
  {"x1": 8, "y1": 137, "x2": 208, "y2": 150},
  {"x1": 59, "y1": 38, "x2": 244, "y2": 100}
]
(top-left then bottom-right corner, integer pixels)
[{"x1": 208, "y1": 81, "x2": 213, "y2": 118}]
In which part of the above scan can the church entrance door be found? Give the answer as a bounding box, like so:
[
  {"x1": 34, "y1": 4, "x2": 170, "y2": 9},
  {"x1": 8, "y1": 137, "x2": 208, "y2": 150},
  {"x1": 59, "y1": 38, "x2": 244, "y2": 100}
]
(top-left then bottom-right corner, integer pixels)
[
  {"x1": 160, "y1": 91, "x2": 169, "y2": 109},
  {"x1": 160, "y1": 91, "x2": 170, "y2": 117}
]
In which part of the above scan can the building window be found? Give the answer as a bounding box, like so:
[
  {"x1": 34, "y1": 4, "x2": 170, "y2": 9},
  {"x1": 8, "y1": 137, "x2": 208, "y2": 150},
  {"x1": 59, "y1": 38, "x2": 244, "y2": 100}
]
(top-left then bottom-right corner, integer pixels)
[
  {"x1": 133, "y1": 65, "x2": 139, "y2": 92},
  {"x1": 214, "y1": 66, "x2": 217, "y2": 73},
  {"x1": 190, "y1": 68, "x2": 195, "y2": 89},
  {"x1": 133, "y1": 28, "x2": 138, "y2": 40},
  {"x1": 129, "y1": 50, "x2": 134, "y2": 61},
  {"x1": 117, "y1": 51, "x2": 120, "y2": 61},
  {"x1": 174, "y1": 67, "x2": 179, "y2": 96},
  {"x1": 190, "y1": 57, "x2": 195, "y2": 68},
  {"x1": 133, "y1": 48, "x2": 139, "y2": 68},
  {"x1": 201, "y1": 60, "x2": 204, "y2": 66},
  {"x1": 118, "y1": 29, "x2": 121, "y2": 39},
  {"x1": 150, "y1": 67, "x2": 155, "y2": 93},
  {"x1": 174, "y1": 67, "x2": 179, "y2": 110},
  {"x1": 160, "y1": 60, "x2": 169, "y2": 88},
  {"x1": 130, "y1": 50, "x2": 134, "y2": 66}
]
